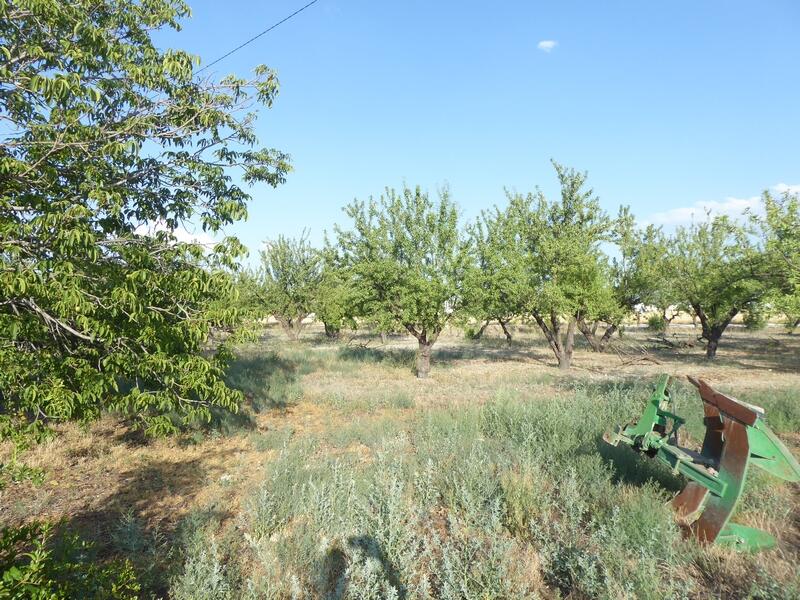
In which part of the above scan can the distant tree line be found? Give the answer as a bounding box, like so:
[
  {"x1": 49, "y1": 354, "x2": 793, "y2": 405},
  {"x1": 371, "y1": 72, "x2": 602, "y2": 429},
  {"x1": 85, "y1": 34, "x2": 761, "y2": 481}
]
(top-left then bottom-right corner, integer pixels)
[{"x1": 247, "y1": 162, "x2": 800, "y2": 377}]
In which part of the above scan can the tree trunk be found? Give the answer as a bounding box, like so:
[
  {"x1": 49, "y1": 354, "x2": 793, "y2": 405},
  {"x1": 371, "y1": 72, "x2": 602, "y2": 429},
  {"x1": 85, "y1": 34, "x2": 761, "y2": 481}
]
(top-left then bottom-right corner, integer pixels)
[
  {"x1": 324, "y1": 322, "x2": 340, "y2": 339},
  {"x1": 598, "y1": 323, "x2": 617, "y2": 350},
  {"x1": 577, "y1": 317, "x2": 601, "y2": 352},
  {"x1": 662, "y1": 308, "x2": 676, "y2": 332},
  {"x1": 277, "y1": 316, "x2": 299, "y2": 341},
  {"x1": 472, "y1": 320, "x2": 490, "y2": 340},
  {"x1": 577, "y1": 318, "x2": 617, "y2": 352},
  {"x1": 532, "y1": 311, "x2": 575, "y2": 370},
  {"x1": 788, "y1": 318, "x2": 800, "y2": 334},
  {"x1": 417, "y1": 339, "x2": 433, "y2": 378},
  {"x1": 694, "y1": 303, "x2": 737, "y2": 360},
  {"x1": 558, "y1": 317, "x2": 576, "y2": 370},
  {"x1": 706, "y1": 335, "x2": 720, "y2": 359},
  {"x1": 290, "y1": 315, "x2": 306, "y2": 340},
  {"x1": 498, "y1": 319, "x2": 512, "y2": 342}
]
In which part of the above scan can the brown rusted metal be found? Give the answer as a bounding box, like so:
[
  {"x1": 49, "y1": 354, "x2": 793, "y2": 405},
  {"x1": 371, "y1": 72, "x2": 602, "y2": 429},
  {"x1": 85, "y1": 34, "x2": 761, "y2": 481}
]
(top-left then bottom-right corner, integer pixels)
[
  {"x1": 688, "y1": 376, "x2": 759, "y2": 426},
  {"x1": 692, "y1": 416, "x2": 750, "y2": 543}
]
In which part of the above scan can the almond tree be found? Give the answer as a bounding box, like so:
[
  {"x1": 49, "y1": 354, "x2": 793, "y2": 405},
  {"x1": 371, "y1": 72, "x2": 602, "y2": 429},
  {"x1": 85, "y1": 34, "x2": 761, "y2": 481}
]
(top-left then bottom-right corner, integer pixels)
[
  {"x1": 666, "y1": 216, "x2": 766, "y2": 358},
  {"x1": 0, "y1": 0, "x2": 289, "y2": 437},
  {"x1": 756, "y1": 190, "x2": 800, "y2": 333},
  {"x1": 463, "y1": 204, "x2": 530, "y2": 341},
  {"x1": 313, "y1": 245, "x2": 357, "y2": 339},
  {"x1": 334, "y1": 186, "x2": 471, "y2": 378},
  {"x1": 578, "y1": 209, "x2": 672, "y2": 351},
  {"x1": 514, "y1": 162, "x2": 614, "y2": 370},
  {"x1": 257, "y1": 234, "x2": 321, "y2": 340}
]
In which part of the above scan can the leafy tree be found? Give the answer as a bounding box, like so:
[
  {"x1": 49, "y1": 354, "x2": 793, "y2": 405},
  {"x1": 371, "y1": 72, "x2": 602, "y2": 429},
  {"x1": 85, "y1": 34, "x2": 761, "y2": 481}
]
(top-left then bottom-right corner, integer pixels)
[
  {"x1": 666, "y1": 216, "x2": 766, "y2": 358},
  {"x1": 334, "y1": 186, "x2": 471, "y2": 378},
  {"x1": 256, "y1": 234, "x2": 321, "y2": 340},
  {"x1": 513, "y1": 163, "x2": 613, "y2": 370},
  {"x1": 0, "y1": 0, "x2": 290, "y2": 437},
  {"x1": 463, "y1": 205, "x2": 530, "y2": 342},
  {"x1": 578, "y1": 211, "x2": 676, "y2": 351},
  {"x1": 573, "y1": 259, "x2": 622, "y2": 352},
  {"x1": 756, "y1": 191, "x2": 800, "y2": 333},
  {"x1": 624, "y1": 224, "x2": 684, "y2": 332},
  {"x1": 314, "y1": 245, "x2": 357, "y2": 339}
]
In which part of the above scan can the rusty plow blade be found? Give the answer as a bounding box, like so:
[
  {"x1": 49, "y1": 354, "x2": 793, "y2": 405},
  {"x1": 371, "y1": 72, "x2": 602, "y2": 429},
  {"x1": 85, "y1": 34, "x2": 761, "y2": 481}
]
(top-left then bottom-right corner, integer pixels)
[{"x1": 604, "y1": 374, "x2": 800, "y2": 552}]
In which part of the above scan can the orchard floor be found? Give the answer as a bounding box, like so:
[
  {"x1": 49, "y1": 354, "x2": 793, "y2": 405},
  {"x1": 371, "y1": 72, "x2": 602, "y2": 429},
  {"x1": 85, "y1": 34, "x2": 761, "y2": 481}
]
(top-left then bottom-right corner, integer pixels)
[{"x1": 2, "y1": 323, "x2": 799, "y2": 598}]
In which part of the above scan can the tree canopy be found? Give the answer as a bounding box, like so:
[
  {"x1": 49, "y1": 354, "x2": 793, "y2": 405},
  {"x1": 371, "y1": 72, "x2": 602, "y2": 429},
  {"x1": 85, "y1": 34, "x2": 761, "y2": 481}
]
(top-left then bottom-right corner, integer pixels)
[
  {"x1": 334, "y1": 185, "x2": 471, "y2": 377},
  {"x1": 313, "y1": 244, "x2": 358, "y2": 339},
  {"x1": 578, "y1": 209, "x2": 674, "y2": 349},
  {"x1": 513, "y1": 162, "x2": 613, "y2": 369},
  {"x1": 255, "y1": 233, "x2": 321, "y2": 340},
  {"x1": 463, "y1": 204, "x2": 530, "y2": 341},
  {"x1": 0, "y1": 0, "x2": 289, "y2": 437},
  {"x1": 757, "y1": 191, "x2": 800, "y2": 333},
  {"x1": 666, "y1": 215, "x2": 766, "y2": 358}
]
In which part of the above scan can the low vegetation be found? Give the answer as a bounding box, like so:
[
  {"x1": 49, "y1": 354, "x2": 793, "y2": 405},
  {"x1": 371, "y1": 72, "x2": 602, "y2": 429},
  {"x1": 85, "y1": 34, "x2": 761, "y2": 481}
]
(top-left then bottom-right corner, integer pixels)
[
  {"x1": 2, "y1": 0, "x2": 800, "y2": 598},
  {"x1": 2, "y1": 325, "x2": 799, "y2": 598}
]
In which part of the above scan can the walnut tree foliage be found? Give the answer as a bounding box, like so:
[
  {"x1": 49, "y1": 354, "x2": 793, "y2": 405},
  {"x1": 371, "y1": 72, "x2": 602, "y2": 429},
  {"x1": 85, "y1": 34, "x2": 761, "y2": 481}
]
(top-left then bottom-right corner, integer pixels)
[
  {"x1": 334, "y1": 186, "x2": 471, "y2": 378},
  {"x1": 255, "y1": 233, "x2": 321, "y2": 340},
  {"x1": 0, "y1": 0, "x2": 290, "y2": 438},
  {"x1": 665, "y1": 216, "x2": 766, "y2": 358}
]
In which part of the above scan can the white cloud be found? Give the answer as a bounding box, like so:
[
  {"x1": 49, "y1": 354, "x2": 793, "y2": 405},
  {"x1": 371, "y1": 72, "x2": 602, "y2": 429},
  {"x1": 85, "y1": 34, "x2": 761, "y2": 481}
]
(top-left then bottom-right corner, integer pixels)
[
  {"x1": 537, "y1": 40, "x2": 558, "y2": 53},
  {"x1": 644, "y1": 183, "x2": 799, "y2": 227},
  {"x1": 774, "y1": 182, "x2": 800, "y2": 195},
  {"x1": 134, "y1": 220, "x2": 217, "y2": 247},
  {"x1": 646, "y1": 195, "x2": 761, "y2": 226}
]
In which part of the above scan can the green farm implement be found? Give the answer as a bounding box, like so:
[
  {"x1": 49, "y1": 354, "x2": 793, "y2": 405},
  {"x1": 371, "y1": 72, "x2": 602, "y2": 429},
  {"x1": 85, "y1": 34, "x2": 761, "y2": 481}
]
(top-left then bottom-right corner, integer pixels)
[{"x1": 605, "y1": 374, "x2": 800, "y2": 552}]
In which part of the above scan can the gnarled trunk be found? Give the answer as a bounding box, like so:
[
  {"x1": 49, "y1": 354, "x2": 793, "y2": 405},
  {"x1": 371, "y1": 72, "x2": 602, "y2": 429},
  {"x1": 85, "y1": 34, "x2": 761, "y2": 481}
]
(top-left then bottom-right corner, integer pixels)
[
  {"x1": 324, "y1": 322, "x2": 340, "y2": 339},
  {"x1": 277, "y1": 317, "x2": 296, "y2": 340},
  {"x1": 405, "y1": 324, "x2": 439, "y2": 378},
  {"x1": 472, "y1": 320, "x2": 490, "y2": 340},
  {"x1": 498, "y1": 319, "x2": 512, "y2": 342},
  {"x1": 277, "y1": 314, "x2": 306, "y2": 341},
  {"x1": 577, "y1": 317, "x2": 617, "y2": 352},
  {"x1": 694, "y1": 303, "x2": 737, "y2": 360},
  {"x1": 661, "y1": 307, "x2": 678, "y2": 331},
  {"x1": 532, "y1": 311, "x2": 576, "y2": 370}
]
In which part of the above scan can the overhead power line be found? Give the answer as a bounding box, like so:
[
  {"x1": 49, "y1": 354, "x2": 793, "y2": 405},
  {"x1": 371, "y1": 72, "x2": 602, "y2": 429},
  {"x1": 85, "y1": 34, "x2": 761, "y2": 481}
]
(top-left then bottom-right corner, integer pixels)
[{"x1": 196, "y1": 0, "x2": 321, "y2": 74}]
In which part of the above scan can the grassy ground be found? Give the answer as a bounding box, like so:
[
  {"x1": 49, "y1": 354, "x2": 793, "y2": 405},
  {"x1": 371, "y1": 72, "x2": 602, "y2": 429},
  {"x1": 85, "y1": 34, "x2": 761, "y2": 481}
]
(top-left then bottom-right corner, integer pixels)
[{"x1": 2, "y1": 323, "x2": 799, "y2": 598}]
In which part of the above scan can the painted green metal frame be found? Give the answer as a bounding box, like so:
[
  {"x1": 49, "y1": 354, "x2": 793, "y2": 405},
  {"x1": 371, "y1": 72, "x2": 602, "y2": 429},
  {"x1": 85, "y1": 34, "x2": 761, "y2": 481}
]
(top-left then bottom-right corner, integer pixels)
[{"x1": 605, "y1": 374, "x2": 800, "y2": 552}]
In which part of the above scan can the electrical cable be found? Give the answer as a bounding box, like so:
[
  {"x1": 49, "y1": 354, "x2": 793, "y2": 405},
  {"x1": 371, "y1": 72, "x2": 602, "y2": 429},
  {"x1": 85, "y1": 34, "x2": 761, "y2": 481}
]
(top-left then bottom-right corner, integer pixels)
[{"x1": 196, "y1": 0, "x2": 320, "y2": 74}]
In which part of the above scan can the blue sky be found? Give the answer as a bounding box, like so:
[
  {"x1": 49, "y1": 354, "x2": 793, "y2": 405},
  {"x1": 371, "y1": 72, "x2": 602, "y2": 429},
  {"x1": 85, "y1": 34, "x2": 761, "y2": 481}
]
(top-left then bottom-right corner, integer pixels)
[{"x1": 155, "y1": 1, "x2": 800, "y2": 259}]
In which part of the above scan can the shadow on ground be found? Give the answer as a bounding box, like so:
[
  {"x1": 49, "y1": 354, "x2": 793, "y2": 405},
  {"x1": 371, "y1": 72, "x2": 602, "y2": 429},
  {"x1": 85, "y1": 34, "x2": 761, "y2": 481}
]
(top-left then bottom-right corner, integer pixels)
[
  {"x1": 63, "y1": 453, "x2": 238, "y2": 595},
  {"x1": 215, "y1": 351, "x2": 305, "y2": 433},
  {"x1": 321, "y1": 535, "x2": 406, "y2": 599}
]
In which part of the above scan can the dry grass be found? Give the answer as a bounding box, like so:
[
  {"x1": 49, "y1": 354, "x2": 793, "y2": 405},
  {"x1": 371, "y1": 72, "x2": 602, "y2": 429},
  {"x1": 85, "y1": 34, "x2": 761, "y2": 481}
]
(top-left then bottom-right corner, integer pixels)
[{"x1": 1, "y1": 322, "x2": 798, "y2": 597}]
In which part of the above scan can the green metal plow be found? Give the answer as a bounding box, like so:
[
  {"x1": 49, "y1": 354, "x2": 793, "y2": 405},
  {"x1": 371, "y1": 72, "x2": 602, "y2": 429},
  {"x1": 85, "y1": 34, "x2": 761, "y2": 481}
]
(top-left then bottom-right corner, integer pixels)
[{"x1": 605, "y1": 374, "x2": 800, "y2": 552}]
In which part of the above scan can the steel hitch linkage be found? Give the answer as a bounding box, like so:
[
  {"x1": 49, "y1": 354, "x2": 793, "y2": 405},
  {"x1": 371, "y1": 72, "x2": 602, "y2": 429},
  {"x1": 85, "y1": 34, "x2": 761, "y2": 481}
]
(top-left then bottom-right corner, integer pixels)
[{"x1": 605, "y1": 374, "x2": 800, "y2": 552}]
